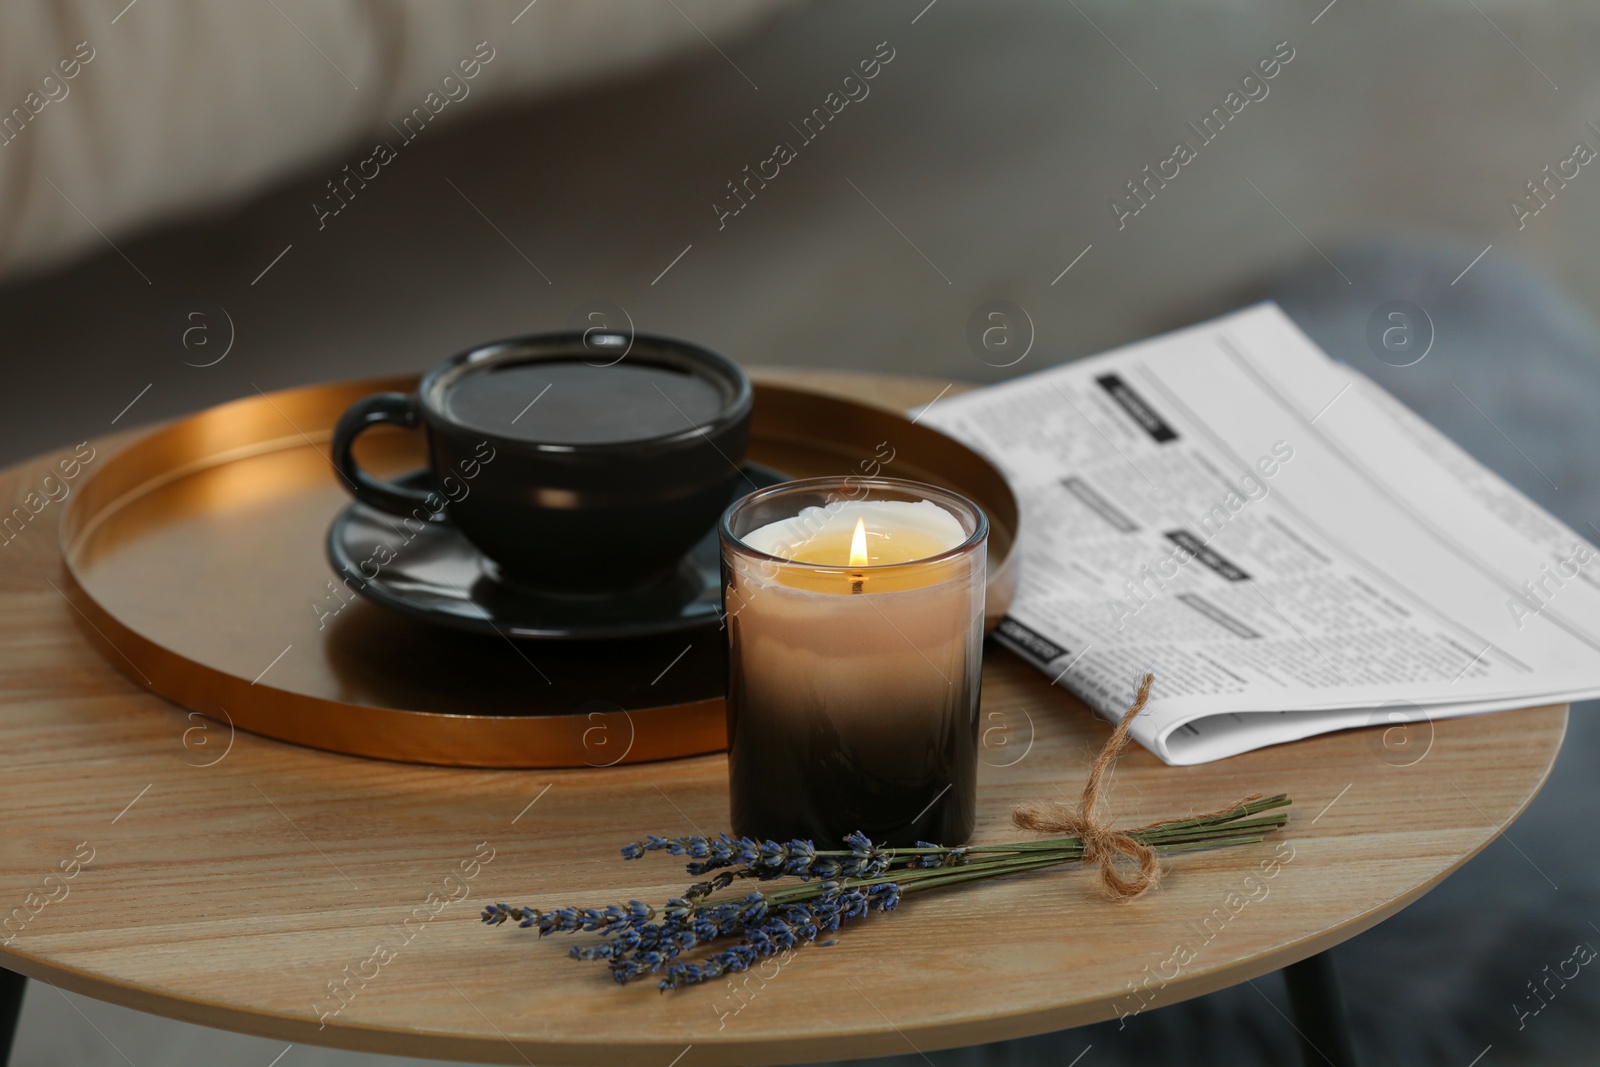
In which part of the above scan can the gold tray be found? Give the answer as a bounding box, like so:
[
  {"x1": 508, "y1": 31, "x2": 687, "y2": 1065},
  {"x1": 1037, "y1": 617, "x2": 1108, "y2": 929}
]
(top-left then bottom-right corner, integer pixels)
[{"x1": 58, "y1": 375, "x2": 1017, "y2": 767}]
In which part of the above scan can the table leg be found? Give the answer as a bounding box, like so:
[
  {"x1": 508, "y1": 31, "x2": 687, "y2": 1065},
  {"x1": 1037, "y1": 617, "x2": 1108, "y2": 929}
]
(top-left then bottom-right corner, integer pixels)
[
  {"x1": 1283, "y1": 951, "x2": 1360, "y2": 1067},
  {"x1": 0, "y1": 966, "x2": 23, "y2": 1067}
]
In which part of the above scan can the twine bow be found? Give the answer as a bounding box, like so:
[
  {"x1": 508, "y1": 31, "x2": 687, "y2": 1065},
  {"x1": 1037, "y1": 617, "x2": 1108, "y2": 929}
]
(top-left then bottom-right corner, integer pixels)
[{"x1": 1011, "y1": 673, "x2": 1259, "y2": 903}]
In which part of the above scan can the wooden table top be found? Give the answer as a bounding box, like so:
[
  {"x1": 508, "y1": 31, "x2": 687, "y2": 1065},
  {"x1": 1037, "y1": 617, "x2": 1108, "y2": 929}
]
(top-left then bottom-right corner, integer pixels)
[{"x1": 0, "y1": 370, "x2": 1566, "y2": 1066}]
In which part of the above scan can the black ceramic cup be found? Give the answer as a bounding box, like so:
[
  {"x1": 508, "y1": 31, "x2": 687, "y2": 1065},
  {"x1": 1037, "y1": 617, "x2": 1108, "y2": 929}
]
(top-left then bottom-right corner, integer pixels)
[{"x1": 331, "y1": 332, "x2": 752, "y2": 593}]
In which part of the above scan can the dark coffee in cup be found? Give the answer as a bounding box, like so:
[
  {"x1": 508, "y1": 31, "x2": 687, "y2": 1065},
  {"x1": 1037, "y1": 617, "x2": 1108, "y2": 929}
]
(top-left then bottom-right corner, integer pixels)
[
  {"x1": 332, "y1": 333, "x2": 752, "y2": 592},
  {"x1": 442, "y1": 360, "x2": 729, "y2": 445}
]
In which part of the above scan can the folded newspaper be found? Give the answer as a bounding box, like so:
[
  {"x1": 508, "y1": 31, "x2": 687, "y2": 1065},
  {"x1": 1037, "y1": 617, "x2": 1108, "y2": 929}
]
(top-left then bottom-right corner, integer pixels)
[{"x1": 920, "y1": 303, "x2": 1600, "y2": 764}]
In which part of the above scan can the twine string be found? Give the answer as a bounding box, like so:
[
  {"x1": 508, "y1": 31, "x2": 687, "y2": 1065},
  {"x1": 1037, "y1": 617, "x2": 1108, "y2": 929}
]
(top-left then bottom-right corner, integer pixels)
[{"x1": 1011, "y1": 673, "x2": 1259, "y2": 902}]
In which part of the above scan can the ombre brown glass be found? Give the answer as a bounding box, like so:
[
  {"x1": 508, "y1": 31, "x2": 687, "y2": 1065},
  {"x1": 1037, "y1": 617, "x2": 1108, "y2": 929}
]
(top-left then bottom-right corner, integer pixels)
[{"x1": 719, "y1": 477, "x2": 988, "y2": 849}]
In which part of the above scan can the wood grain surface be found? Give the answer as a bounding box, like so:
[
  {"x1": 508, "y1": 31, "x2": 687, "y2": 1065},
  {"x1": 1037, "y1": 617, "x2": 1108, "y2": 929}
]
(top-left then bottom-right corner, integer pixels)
[{"x1": 0, "y1": 371, "x2": 1566, "y2": 1065}]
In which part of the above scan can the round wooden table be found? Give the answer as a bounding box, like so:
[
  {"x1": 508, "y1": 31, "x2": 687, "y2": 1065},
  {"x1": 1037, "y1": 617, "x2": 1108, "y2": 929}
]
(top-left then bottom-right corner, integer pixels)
[{"x1": 0, "y1": 372, "x2": 1566, "y2": 1066}]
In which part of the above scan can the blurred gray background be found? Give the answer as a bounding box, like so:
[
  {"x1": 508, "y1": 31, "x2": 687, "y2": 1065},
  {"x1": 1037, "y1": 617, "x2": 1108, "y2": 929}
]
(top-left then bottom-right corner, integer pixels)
[{"x1": 4, "y1": 0, "x2": 1600, "y2": 1064}]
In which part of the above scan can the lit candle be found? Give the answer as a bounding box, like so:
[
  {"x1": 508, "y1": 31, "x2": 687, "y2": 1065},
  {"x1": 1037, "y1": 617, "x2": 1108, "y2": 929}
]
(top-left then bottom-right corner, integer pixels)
[{"x1": 719, "y1": 477, "x2": 988, "y2": 848}]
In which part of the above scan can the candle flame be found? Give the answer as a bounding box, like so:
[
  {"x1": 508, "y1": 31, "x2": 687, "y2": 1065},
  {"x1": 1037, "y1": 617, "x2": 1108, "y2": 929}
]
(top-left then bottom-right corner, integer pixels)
[{"x1": 849, "y1": 517, "x2": 869, "y2": 568}]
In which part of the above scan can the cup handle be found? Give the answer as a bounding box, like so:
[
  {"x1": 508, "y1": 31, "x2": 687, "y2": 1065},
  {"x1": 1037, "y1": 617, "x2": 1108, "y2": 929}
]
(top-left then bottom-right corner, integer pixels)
[{"x1": 331, "y1": 393, "x2": 439, "y2": 516}]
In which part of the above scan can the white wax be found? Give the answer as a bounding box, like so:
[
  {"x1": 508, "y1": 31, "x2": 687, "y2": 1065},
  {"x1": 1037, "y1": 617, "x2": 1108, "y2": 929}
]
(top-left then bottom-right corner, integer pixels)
[
  {"x1": 732, "y1": 578, "x2": 980, "y2": 714},
  {"x1": 741, "y1": 499, "x2": 966, "y2": 563}
]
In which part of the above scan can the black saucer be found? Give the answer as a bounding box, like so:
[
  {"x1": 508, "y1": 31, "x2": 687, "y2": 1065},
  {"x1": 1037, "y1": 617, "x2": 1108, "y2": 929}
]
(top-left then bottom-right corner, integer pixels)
[{"x1": 326, "y1": 464, "x2": 786, "y2": 640}]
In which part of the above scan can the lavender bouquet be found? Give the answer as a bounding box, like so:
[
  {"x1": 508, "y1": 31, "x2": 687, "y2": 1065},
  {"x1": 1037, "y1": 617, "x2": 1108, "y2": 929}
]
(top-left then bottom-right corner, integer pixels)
[
  {"x1": 484, "y1": 676, "x2": 1293, "y2": 992},
  {"x1": 483, "y1": 794, "x2": 1290, "y2": 991}
]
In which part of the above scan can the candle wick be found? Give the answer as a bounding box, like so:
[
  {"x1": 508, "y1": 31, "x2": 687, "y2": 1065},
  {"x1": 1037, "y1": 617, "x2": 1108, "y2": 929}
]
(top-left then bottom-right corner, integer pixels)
[{"x1": 850, "y1": 574, "x2": 865, "y2": 595}]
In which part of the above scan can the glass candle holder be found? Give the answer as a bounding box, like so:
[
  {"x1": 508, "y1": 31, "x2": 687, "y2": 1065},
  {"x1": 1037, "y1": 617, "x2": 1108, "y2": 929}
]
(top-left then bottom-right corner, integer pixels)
[{"x1": 719, "y1": 476, "x2": 988, "y2": 849}]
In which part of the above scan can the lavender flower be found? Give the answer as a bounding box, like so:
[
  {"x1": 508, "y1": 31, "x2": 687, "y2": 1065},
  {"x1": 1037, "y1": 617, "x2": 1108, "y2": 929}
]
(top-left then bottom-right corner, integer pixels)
[
  {"x1": 909, "y1": 841, "x2": 970, "y2": 868},
  {"x1": 621, "y1": 833, "x2": 835, "y2": 878},
  {"x1": 841, "y1": 831, "x2": 890, "y2": 878},
  {"x1": 656, "y1": 882, "x2": 902, "y2": 990},
  {"x1": 480, "y1": 900, "x2": 653, "y2": 936}
]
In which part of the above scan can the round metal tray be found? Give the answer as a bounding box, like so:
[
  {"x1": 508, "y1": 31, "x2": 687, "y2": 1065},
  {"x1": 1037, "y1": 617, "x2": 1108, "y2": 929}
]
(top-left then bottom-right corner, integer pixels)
[{"x1": 58, "y1": 374, "x2": 1017, "y2": 767}]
